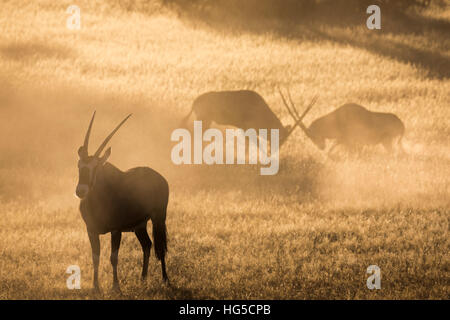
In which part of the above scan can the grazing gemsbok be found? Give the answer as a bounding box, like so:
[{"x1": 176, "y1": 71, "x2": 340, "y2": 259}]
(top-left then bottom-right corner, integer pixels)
[
  {"x1": 76, "y1": 112, "x2": 169, "y2": 291},
  {"x1": 279, "y1": 92, "x2": 405, "y2": 154},
  {"x1": 181, "y1": 90, "x2": 318, "y2": 146}
]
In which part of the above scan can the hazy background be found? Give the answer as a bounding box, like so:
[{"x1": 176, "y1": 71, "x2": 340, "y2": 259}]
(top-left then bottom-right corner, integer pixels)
[{"x1": 0, "y1": 0, "x2": 448, "y2": 299}]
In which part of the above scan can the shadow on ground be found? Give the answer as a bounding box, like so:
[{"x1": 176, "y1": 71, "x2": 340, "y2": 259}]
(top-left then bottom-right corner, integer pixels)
[
  {"x1": 0, "y1": 41, "x2": 75, "y2": 62},
  {"x1": 160, "y1": 0, "x2": 450, "y2": 79}
]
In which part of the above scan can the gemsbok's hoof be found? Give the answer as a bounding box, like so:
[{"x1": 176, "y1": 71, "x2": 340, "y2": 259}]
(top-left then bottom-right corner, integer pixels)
[
  {"x1": 163, "y1": 277, "x2": 171, "y2": 287},
  {"x1": 92, "y1": 286, "x2": 102, "y2": 295},
  {"x1": 111, "y1": 284, "x2": 122, "y2": 294}
]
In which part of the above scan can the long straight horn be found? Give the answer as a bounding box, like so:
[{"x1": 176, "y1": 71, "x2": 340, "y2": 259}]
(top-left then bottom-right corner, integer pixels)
[
  {"x1": 298, "y1": 95, "x2": 318, "y2": 121},
  {"x1": 282, "y1": 118, "x2": 311, "y2": 145},
  {"x1": 277, "y1": 87, "x2": 298, "y2": 122},
  {"x1": 284, "y1": 117, "x2": 312, "y2": 142},
  {"x1": 286, "y1": 89, "x2": 300, "y2": 119},
  {"x1": 94, "y1": 114, "x2": 132, "y2": 157},
  {"x1": 83, "y1": 111, "x2": 96, "y2": 152},
  {"x1": 283, "y1": 122, "x2": 298, "y2": 142},
  {"x1": 290, "y1": 95, "x2": 318, "y2": 138},
  {"x1": 287, "y1": 89, "x2": 317, "y2": 122}
]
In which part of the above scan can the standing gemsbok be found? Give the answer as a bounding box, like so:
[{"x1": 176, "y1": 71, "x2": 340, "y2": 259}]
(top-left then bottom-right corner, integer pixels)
[
  {"x1": 278, "y1": 91, "x2": 405, "y2": 154},
  {"x1": 76, "y1": 112, "x2": 169, "y2": 292},
  {"x1": 181, "y1": 90, "x2": 318, "y2": 146}
]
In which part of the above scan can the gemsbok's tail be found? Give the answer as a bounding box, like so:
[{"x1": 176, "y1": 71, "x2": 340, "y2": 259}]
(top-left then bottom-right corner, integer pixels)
[{"x1": 152, "y1": 212, "x2": 168, "y2": 261}]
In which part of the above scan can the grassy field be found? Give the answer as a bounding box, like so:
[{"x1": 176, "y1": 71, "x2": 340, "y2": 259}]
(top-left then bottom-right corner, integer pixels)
[{"x1": 0, "y1": 0, "x2": 449, "y2": 299}]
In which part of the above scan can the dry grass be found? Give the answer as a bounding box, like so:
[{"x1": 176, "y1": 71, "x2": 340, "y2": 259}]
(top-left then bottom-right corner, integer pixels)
[{"x1": 0, "y1": 0, "x2": 449, "y2": 299}]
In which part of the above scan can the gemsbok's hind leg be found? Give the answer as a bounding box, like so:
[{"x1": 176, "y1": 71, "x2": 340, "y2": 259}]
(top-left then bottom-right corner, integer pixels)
[
  {"x1": 161, "y1": 254, "x2": 169, "y2": 284},
  {"x1": 110, "y1": 231, "x2": 122, "y2": 292},
  {"x1": 135, "y1": 226, "x2": 152, "y2": 279}
]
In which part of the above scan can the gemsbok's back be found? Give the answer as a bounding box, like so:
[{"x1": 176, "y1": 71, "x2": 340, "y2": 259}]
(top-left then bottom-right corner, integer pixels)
[
  {"x1": 181, "y1": 90, "x2": 317, "y2": 146},
  {"x1": 283, "y1": 100, "x2": 405, "y2": 154}
]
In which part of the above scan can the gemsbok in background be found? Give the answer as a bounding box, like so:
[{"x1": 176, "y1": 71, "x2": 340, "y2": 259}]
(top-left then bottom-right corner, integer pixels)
[
  {"x1": 181, "y1": 89, "x2": 318, "y2": 146},
  {"x1": 76, "y1": 112, "x2": 169, "y2": 291},
  {"x1": 280, "y1": 93, "x2": 406, "y2": 155}
]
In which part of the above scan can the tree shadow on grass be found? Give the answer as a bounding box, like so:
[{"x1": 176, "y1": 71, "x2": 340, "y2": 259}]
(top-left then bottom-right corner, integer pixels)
[
  {"x1": 161, "y1": 0, "x2": 450, "y2": 79},
  {"x1": 308, "y1": 25, "x2": 450, "y2": 79},
  {"x1": 0, "y1": 41, "x2": 74, "y2": 62}
]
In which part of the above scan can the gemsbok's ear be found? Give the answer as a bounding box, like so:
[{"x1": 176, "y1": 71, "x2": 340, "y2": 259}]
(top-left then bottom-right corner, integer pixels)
[
  {"x1": 100, "y1": 147, "x2": 111, "y2": 164},
  {"x1": 78, "y1": 146, "x2": 87, "y2": 159}
]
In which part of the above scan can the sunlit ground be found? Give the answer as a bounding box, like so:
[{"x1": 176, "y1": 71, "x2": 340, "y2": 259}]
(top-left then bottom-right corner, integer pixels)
[{"x1": 0, "y1": 0, "x2": 448, "y2": 299}]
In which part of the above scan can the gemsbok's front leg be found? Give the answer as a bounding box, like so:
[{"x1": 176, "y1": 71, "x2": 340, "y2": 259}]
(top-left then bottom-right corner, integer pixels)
[
  {"x1": 110, "y1": 231, "x2": 122, "y2": 292},
  {"x1": 88, "y1": 231, "x2": 101, "y2": 292}
]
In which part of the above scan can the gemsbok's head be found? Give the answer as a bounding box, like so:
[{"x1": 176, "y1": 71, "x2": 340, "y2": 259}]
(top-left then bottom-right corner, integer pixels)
[
  {"x1": 277, "y1": 87, "x2": 321, "y2": 149},
  {"x1": 76, "y1": 112, "x2": 132, "y2": 199}
]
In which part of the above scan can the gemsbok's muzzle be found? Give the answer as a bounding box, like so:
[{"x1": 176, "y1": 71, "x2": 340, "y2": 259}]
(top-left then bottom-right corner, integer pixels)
[{"x1": 75, "y1": 184, "x2": 89, "y2": 199}]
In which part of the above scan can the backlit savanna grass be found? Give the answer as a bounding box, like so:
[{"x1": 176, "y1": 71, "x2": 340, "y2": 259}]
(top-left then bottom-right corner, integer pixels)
[{"x1": 0, "y1": 0, "x2": 449, "y2": 299}]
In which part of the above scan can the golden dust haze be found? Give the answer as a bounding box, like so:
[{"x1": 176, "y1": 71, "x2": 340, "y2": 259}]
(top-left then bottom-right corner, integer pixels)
[{"x1": 0, "y1": 0, "x2": 449, "y2": 299}]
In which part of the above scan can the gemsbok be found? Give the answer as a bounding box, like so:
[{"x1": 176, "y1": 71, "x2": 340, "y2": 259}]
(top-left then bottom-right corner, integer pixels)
[
  {"x1": 181, "y1": 90, "x2": 318, "y2": 146},
  {"x1": 279, "y1": 92, "x2": 405, "y2": 155},
  {"x1": 76, "y1": 112, "x2": 169, "y2": 292}
]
